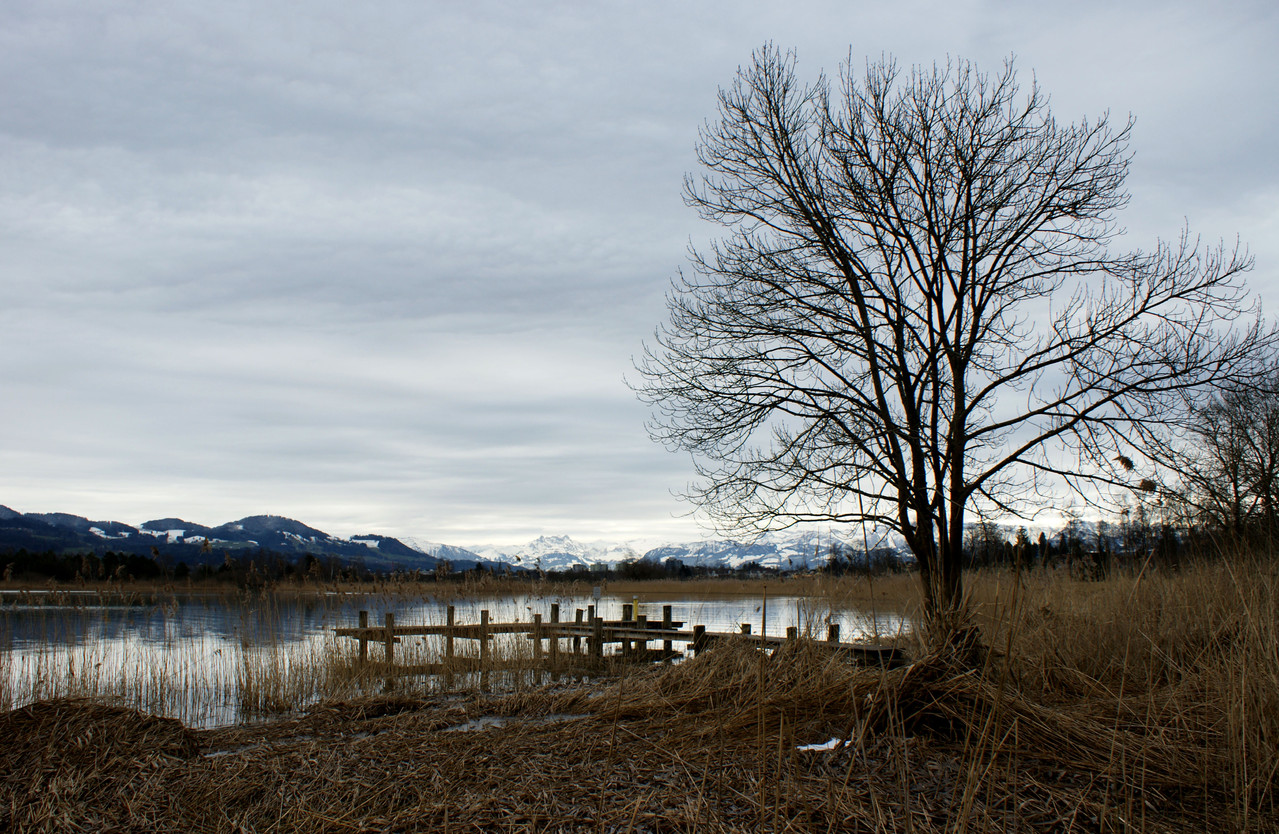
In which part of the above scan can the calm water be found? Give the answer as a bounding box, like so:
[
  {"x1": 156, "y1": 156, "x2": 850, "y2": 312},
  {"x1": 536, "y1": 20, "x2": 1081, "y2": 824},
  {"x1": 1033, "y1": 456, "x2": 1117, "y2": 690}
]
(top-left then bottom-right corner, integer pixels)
[{"x1": 0, "y1": 588, "x2": 907, "y2": 728}]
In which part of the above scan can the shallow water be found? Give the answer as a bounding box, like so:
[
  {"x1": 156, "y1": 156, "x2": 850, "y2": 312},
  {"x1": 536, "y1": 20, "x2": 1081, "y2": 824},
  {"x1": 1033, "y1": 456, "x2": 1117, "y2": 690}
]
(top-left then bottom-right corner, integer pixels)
[{"x1": 0, "y1": 588, "x2": 907, "y2": 728}]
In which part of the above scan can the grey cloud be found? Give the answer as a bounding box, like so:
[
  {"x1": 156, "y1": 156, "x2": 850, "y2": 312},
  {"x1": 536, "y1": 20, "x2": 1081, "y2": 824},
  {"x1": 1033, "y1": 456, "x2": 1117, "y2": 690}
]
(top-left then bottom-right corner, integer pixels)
[{"x1": 2, "y1": 0, "x2": 1276, "y2": 544}]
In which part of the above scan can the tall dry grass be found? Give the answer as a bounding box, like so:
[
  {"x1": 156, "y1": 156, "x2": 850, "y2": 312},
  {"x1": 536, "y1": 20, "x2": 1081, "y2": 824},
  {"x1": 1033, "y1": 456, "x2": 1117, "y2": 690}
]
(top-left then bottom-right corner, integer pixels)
[
  {"x1": 565, "y1": 556, "x2": 1279, "y2": 831},
  {"x1": 955, "y1": 555, "x2": 1279, "y2": 829},
  {"x1": 612, "y1": 558, "x2": 1279, "y2": 829}
]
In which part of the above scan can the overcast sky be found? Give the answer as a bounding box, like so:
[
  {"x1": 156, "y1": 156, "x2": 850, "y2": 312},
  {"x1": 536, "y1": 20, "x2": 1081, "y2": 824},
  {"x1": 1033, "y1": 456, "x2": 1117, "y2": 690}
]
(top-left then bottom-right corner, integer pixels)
[{"x1": 2, "y1": 1, "x2": 1276, "y2": 546}]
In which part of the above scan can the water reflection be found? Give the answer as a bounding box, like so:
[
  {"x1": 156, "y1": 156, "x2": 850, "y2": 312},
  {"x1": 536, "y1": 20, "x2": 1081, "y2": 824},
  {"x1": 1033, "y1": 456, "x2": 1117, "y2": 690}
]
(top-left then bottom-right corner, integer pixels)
[{"x1": 0, "y1": 589, "x2": 908, "y2": 729}]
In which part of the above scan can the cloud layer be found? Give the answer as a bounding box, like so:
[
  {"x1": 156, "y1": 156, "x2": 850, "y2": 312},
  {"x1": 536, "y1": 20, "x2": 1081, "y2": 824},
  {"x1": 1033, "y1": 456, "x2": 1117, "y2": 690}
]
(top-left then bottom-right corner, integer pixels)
[{"x1": 2, "y1": 1, "x2": 1276, "y2": 543}]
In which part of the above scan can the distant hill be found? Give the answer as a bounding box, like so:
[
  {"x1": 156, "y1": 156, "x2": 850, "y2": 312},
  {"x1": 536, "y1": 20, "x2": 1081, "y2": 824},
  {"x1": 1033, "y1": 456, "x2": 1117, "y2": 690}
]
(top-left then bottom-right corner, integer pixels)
[
  {"x1": 3, "y1": 504, "x2": 919, "y2": 576},
  {"x1": 2, "y1": 502, "x2": 1105, "y2": 578},
  {"x1": 139, "y1": 518, "x2": 213, "y2": 539},
  {"x1": 0, "y1": 507, "x2": 493, "y2": 573}
]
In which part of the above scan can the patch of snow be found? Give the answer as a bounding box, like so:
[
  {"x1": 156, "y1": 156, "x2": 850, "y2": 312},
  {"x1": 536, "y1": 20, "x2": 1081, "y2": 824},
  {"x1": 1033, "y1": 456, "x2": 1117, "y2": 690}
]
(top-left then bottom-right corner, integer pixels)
[
  {"x1": 88, "y1": 527, "x2": 130, "y2": 540},
  {"x1": 140, "y1": 529, "x2": 187, "y2": 542}
]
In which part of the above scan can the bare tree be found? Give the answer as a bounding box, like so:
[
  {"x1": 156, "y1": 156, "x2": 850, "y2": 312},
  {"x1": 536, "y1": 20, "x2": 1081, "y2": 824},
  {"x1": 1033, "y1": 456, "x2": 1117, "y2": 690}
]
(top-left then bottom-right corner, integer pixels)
[
  {"x1": 1169, "y1": 376, "x2": 1279, "y2": 546},
  {"x1": 634, "y1": 48, "x2": 1274, "y2": 638},
  {"x1": 962, "y1": 520, "x2": 1008, "y2": 568}
]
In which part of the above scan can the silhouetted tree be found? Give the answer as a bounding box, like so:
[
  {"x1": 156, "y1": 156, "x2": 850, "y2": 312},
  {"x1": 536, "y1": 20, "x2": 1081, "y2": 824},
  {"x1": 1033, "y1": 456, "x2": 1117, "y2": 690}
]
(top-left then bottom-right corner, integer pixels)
[
  {"x1": 1167, "y1": 376, "x2": 1279, "y2": 547},
  {"x1": 636, "y1": 47, "x2": 1274, "y2": 641}
]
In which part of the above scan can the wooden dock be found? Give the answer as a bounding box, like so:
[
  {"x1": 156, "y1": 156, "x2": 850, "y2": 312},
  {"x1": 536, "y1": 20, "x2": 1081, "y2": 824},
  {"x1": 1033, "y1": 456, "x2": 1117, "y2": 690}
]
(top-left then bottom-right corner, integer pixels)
[{"x1": 335, "y1": 603, "x2": 904, "y2": 686}]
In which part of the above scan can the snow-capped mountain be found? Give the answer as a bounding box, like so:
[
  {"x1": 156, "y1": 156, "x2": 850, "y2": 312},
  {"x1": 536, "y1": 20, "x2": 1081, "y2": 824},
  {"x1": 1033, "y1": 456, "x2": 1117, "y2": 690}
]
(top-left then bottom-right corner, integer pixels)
[
  {"x1": 397, "y1": 537, "x2": 503, "y2": 569},
  {"x1": 641, "y1": 528, "x2": 912, "y2": 571},
  {"x1": 0, "y1": 506, "x2": 490, "y2": 573},
  {"x1": 466, "y1": 528, "x2": 914, "y2": 572},
  {"x1": 466, "y1": 535, "x2": 644, "y2": 571},
  {"x1": 7, "y1": 501, "x2": 1112, "y2": 577}
]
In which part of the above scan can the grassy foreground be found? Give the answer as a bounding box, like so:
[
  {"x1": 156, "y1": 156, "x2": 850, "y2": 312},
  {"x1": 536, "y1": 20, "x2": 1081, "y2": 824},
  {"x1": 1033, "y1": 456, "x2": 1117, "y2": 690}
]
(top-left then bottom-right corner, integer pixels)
[{"x1": 2, "y1": 559, "x2": 1276, "y2": 832}]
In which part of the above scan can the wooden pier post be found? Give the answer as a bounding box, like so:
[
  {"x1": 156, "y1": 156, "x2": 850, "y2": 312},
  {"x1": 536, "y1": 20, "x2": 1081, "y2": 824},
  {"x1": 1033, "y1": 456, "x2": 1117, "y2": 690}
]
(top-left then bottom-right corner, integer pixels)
[
  {"x1": 549, "y1": 604, "x2": 561, "y2": 681},
  {"x1": 761, "y1": 585, "x2": 767, "y2": 640},
  {"x1": 827, "y1": 623, "x2": 840, "y2": 643},
  {"x1": 573, "y1": 608, "x2": 584, "y2": 656},
  {"x1": 384, "y1": 612, "x2": 396, "y2": 664},
  {"x1": 662, "y1": 605, "x2": 673, "y2": 657},
  {"x1": 693, "y1": 624, "x2": 707, "y2": 656},
  {"x1": 621, "y1": 603, "x2": 633, "y2": 656},
  {"x1": 445, "y1": 605, "x2": 456, "y2": 689},
  {"x1": 479, "y1": 609, "x2": 490, "y2": 691},
  {"x1": 532, "y1": 613, "x2": 543, "y2": 685},
  {"x1": 384, "y1": 612, "x2": 396, "y2": 691},
  {"x1": 786, "y1": 626, "x2": 798, "y2": 641},
  {"x1": 636, "y1": 614, "x2": 648, "y2": 656},
  {"x1": 591, "y1": 615, "x2": 604, "y2": 663},
  {"x1": 358, "y1": 610, "x2": 369, "y2": 663}
]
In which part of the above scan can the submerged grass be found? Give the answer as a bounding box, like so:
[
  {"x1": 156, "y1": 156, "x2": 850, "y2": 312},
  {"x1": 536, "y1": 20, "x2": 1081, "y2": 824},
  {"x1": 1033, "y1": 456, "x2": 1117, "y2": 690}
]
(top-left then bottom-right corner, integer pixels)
[
  {"x1": 0, "y1": 586, "x2": 682, "y2": 724},
  {"x1": 0, "y1": 588, "x2": 358, "y2": 724},
  {"x1": 1, "y1": 559, "x2": 1276, "y2": 831}
]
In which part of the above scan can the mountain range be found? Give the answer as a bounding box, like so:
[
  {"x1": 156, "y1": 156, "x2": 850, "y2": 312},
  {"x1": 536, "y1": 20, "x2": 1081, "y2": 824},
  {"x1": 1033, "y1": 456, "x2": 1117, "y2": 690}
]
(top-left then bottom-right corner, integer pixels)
[
  {"x1": 0, "y1": 504, "x2": 926, "y2": 574},
  {"x1": 0, "y1": 505, "x2": 497, "y2": 573},
  {"x1": 464, "y1": 529, "x2": 912, "y2": 572}
]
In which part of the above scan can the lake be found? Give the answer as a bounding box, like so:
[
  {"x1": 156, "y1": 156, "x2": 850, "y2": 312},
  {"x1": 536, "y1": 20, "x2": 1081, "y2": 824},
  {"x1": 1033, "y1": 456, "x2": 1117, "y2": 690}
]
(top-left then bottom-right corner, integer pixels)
[{"x1": 0, "y1": 586, "x2": 908, "y2": 728}]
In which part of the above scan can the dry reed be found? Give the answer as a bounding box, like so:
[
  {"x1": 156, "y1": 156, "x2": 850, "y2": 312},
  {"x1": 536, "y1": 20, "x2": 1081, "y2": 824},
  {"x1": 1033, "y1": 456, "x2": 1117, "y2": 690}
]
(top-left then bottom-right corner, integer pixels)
[{"x1": 1, "y1": 559, "x2": 1275, "y2": 832}]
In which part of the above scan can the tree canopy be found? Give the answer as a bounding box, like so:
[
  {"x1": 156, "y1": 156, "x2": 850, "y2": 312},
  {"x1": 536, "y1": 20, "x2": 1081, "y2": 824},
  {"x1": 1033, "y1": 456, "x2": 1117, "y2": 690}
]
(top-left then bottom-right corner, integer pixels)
[{"x1": 635, "y1": 48, "x2": 1275, "y2": 633}]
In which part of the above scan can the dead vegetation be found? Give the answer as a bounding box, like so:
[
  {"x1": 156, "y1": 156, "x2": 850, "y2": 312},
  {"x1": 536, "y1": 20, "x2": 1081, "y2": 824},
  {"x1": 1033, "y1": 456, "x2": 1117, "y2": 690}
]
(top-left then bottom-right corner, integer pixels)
[{"x1": 2, "y1": 558, "x2": 1276, "y2": 832}]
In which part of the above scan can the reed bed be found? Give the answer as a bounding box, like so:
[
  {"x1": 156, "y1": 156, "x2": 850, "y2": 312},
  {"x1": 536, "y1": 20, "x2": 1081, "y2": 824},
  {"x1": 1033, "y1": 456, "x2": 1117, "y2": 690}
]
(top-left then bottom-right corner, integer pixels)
[
  {"x1": 2, "y1": 560, "x2": 1276, "y2": 831},
  {"x1": 0, "y1": 583, "x2": 900, "y2": 726},
  {"x1": 967, "y1": 555, "x2": 1279, "y2": 830},
  {"x1": 0, "y1": 589, "x2": 361, "y2": 725},
  {"x1": 2, "y1": 638, "x2": 1265, "y2": 832},
  {"x1": 0, "y1": 587, "x2": 649, "y2": 725}
]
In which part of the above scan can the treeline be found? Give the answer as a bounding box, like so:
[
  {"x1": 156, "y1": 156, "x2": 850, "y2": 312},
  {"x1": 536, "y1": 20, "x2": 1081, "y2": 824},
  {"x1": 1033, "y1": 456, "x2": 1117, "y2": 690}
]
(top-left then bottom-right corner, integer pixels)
[
  {"x1": 3, "y1": 508, "x2": 1265, "y2": 589},
  {"x1": 1, "y1": 547, "x2": 792, "y2": 587},
  {"x1": 946, "y1": 377, "x2": 1279, "y2": 580},
  {"x1": 3, "y1": 549, "x2": 168, "y2": 583},
  {"x1": 537, "y1": 557, "x2": 793, "y2": 582},
  {"x1": 821, "y1": 545, "x2": 908, "y2": 577},
  {"x1": 0, "y1": 547, "x2": 381, "y2": 586},
  {"x1": 1165, "y1": 379, "x2": 1279, "y2": 549},
  {"x1": 959, "y1": 516, "x2": 1183, "y2": 582}
]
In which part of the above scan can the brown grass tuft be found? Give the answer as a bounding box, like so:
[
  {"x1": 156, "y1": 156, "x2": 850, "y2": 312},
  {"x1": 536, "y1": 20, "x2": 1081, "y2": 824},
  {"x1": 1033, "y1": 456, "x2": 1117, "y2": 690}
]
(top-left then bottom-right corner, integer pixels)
[{"x1": 0, "y1": 699, "x2": 199, "y2": 832}]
